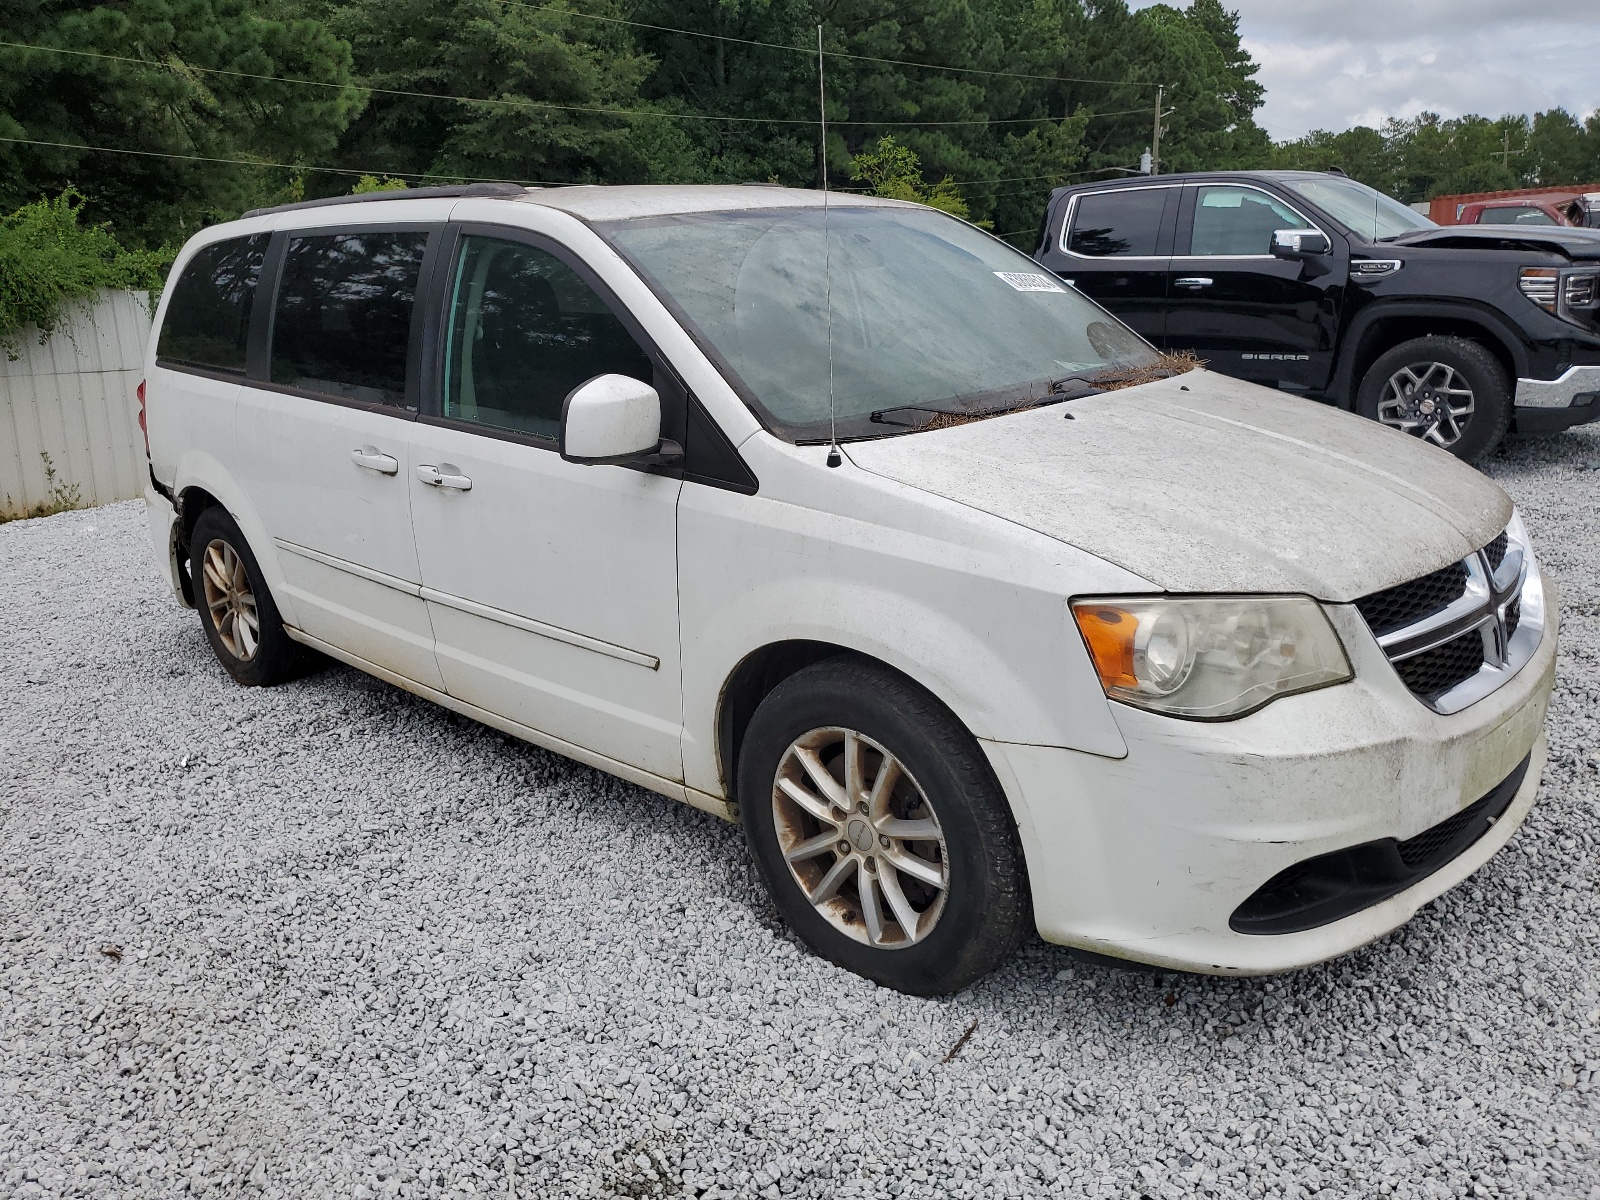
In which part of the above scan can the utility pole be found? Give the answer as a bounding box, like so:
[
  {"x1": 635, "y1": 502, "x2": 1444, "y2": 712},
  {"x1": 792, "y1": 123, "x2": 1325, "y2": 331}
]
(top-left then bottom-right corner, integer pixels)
[
  {"x1": 1494, "y1": 128, "x2": 1526, "y2": 170},
  {"x1": 1150, "y1": 84, "x2": 1164, "y2": 176}
]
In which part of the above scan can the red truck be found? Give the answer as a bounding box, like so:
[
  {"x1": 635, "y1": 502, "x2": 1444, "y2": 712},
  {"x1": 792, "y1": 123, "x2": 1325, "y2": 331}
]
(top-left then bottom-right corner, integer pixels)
[{"x1": 1429, "y1": 185, "x2": 1600, "y2": 228}]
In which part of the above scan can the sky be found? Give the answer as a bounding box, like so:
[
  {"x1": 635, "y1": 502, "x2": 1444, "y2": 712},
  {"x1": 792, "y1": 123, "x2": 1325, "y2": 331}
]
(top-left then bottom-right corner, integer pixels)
[{"x1": 1134, "y1": 0, "x2": 1600, "y2": 142}]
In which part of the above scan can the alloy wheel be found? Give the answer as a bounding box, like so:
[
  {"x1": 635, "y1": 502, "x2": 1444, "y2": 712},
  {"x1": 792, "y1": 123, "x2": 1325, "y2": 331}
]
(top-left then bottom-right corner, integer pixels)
[
  {"x1": 201, "y1": 538, "x2": 260, "y2": 661},
  {"x1": 1376, "y1": 360, "x2": 1475, "y2": 448},
  {"x1": 771, "y1": 727, "x2": 948, "y2": 948}
]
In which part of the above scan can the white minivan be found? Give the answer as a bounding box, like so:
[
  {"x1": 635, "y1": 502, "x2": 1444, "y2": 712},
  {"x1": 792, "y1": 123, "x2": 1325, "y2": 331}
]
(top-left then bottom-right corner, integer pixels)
[{"x1": 141, "y1": 184, "x2": 1555, "y2": 995}]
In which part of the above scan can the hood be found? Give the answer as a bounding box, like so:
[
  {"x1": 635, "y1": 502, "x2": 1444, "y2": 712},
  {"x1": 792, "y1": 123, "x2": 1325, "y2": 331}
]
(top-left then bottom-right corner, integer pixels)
[
  {"x1": 845, "y1": 372, "x2": 1512, "y2": 602},
  {"x1": 1392, "y1": 224, "x2": 1600, "y2": 260}
]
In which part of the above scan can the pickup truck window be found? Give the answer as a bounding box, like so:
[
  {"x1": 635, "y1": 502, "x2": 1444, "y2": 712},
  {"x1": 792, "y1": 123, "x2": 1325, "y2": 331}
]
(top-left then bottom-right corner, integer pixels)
[
  {"x1": 1479, "y1": 207, "x2": 1558, "y2": 226},
  {"x1": 1066, "y1": 188, "x2": 1171, "y2": 257},
  {"x1": 1282, "y1": 176, "x2": 1434, "y2": 241},
  {"x1": 1190, "y1": 186, "x2": 1314, "y2": 256}
]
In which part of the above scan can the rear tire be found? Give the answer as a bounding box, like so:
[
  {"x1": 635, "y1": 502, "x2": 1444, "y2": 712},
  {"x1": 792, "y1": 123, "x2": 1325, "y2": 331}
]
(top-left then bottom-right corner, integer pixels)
[
  {"x1": 1356, "y1": 336, "x2": 1511, "y2": 462},
  {"x1": 190, "y1": 507, "x2": 318, "y2": 686},
  {"x1": 737, "y1": 657, "x2": 1029, "y2": 996}
]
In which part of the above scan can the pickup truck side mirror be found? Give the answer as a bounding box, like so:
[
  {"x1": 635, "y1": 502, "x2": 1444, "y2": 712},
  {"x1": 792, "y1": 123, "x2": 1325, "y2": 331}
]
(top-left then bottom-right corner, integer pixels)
[
  {"x1": 559, "y1": 374, "x2": 682, "y2": 466},
  {"x1": 1271, "y1": 228, "x2": 1332, "y2": 259}
]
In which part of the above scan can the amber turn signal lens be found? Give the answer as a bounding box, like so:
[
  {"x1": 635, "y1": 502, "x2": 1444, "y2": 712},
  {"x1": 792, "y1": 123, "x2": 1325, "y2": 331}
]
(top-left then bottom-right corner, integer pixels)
[{"x1": 1073, "y1": 604, "x2": 1139, "y2": 690}]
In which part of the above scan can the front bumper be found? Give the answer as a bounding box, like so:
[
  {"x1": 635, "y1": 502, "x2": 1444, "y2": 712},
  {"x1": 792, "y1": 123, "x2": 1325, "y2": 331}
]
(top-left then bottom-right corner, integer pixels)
[
  {"x1": 1515, "y1": 362, "x2": 1600, "y2": 407},
  {"x1": 986, "y1": 594, "x2": 1557, "y2": 975},
  {"x1": 1514, "y1": 364, "x2": 1600, "y2": 432}
]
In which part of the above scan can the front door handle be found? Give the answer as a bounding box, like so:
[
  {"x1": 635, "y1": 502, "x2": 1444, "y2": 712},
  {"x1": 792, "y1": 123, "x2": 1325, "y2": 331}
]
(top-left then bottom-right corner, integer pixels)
[
  {"x1": 416, "y1": 463, "x2": 473, "y2": 491},
  {"x1": 1174, "y1": 277, "x2": 1214, "y2": 289},
  {"x1": 350, "y1": 446, "x2": 399, "y2": 475}
]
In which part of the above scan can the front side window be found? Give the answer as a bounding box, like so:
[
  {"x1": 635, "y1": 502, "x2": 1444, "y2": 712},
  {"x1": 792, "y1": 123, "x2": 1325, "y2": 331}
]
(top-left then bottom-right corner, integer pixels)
[
  {"x1": 1188, "y1": 186, "x2": 1314, "y2": 256},
  {"x1": 1065, "y1": 188, "x2": 1171, "y2": 257},
  {"x1": 599, "y1": 205, "x2": 1159, "y2": 442},
  {"x1": 442, "y1": 236, "x2": 650, "y2": 440},
  {"x1": 156, "y1": 235, "x2": 269, "y2": 374},
  {"x1": 270, "y1": 231, "x2": 428, "y2": 407}
]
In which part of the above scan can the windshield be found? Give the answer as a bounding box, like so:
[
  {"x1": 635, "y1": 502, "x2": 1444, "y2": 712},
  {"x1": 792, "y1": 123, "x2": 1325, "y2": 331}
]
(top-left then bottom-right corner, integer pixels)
[
  {"x1": 1282, "y1": 176, "x2": 1436, "y2": 242},
  {"x1": 595, "y1": 205, "x2": 1158, "y2": 441}
]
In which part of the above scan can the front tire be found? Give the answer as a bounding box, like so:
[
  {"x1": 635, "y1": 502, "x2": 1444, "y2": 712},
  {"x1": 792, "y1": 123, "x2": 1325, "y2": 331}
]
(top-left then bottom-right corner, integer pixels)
[
  {"x1": 190, "y1": 506, "x2": 316, "y2": 686},
  {"x1": 1356, "y1": 336, "x2": 1511, "y2": 462},
  {"x1": 738, "y1": 658, "x2": 1029, "y2": 996}
]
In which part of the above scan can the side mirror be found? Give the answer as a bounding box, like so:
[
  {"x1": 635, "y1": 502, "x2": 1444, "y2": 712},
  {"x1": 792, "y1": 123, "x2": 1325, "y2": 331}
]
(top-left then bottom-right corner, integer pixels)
[
  {"x1": 1271, "y1": 228, "x2": 1331, "y2": 259},
  {"x1": 559, "y1": 374, "x2": 681, "y2": 466}
]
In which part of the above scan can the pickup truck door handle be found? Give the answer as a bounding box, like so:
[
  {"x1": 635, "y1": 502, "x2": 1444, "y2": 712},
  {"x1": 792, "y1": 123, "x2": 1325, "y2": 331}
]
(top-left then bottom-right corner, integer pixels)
[
  {"x1": 350, "y1": 446, "x2": 399, "y2": 475},
  {"x1": 1174, "y1": 277, "x2": 1214, "y2": 289},
  {"x1": 416, "y1": 463, "x2": 473, "y2": 491}
]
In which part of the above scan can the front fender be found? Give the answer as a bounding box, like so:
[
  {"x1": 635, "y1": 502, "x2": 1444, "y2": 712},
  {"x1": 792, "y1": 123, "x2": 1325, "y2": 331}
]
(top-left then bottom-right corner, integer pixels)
[
  {"x1": 676, "y1": 472, "x2": 1134, "y2": 801},
  {"x1": 1331, "y1": 298, "x2": 1531, "y2": 404}
]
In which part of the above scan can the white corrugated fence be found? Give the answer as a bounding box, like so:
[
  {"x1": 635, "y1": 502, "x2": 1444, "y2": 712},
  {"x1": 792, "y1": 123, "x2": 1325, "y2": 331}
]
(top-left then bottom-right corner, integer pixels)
[{"x1": 0, "y1": 288, "x2": 151, "y2": 520}]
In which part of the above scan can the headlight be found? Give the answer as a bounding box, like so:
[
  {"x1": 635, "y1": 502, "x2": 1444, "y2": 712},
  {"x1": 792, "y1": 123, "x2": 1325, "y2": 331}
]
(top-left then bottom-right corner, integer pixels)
[
  {"x1": 1071, "y1": 596, "x2": 1353, "y2": 720},
  {"x1": 1520, "y1": 266, "x2": 1600, "y2": 328}
]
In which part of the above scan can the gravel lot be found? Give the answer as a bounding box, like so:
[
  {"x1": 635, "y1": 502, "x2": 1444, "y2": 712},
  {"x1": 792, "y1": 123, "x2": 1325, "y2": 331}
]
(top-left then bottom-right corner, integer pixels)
[{"x1": 2, "y1": 430, "x2": 1598, "y2": 1200}]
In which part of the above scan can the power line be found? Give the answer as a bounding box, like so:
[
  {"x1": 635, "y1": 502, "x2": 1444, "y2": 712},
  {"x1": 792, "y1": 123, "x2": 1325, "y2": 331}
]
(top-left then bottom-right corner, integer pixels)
[
  {"x1": 490, "y1": 0, "x2": 1164, "y2": 88},
  {"x1": 0, "y1": 40, "x2": 798, "y2": 125},
  {"x1": 0, "y1": 40, "x2": 1138, "y2": 130},
  {"x1": 0, "y1": 135, "x2": 559, "y2": 186},
  {"x1": 948, "y1": 162, "x2": 1141, "y2": 187}
]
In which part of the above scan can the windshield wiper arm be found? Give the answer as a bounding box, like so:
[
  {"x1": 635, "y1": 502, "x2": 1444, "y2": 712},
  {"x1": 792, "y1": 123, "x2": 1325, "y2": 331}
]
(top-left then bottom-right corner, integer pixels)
[
  {"x1": 868, "y1": 402, "x2": 967, "y2": 426},
  {"x1": 869, "y1": 378, "x2": 1110, "y2": 426}
]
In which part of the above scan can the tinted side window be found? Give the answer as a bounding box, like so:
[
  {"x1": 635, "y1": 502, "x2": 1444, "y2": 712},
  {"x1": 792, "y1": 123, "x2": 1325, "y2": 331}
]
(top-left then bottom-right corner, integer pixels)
[
  {"x1": 1066, "y1": 189, "x2": 1169, "y2": 257},
  {"x1": 156, "y1": 235, "x2": 268, "y2": 374},
  {"x1": 442, "y1": 236, "x2": 651, "y2": 440},
  {"x1": 270, "y1": 232, "x2": 428, "y2": 407},
  {"x1": 1189, "y1": 185, "x2": 1312, "y2": 256}
]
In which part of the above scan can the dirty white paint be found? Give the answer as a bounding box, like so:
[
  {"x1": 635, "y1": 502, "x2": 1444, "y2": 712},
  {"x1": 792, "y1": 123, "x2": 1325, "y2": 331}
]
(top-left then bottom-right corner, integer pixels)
[
  {"x1": 847, "y1": 370, "x2": 1514, "y2": 602},
  {"x1": 0, "y1": 288, "x2": 151, "y2": 518}
]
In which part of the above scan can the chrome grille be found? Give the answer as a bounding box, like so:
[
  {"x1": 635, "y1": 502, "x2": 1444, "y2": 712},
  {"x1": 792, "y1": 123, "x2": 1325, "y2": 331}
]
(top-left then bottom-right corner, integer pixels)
[
  {"x1": 1393, "y1": 635, "x2": 1486, "y2": 699},
  {"x1": 1484, "y1": 532, "x2": 1509, "y2": 573},
  {"x1": 1355, "y1": 519, "x2": 1543, "y2": 714},
  {"x1": 1354, "y1": 562, "x2": 1468, "y2": 636}
]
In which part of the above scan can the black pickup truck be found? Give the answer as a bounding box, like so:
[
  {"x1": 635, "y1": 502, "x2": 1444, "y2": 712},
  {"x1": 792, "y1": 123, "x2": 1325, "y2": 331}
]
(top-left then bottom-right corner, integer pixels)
[{"x1": 1032, "y1": 170, "x2": 1600, "y2": 460}]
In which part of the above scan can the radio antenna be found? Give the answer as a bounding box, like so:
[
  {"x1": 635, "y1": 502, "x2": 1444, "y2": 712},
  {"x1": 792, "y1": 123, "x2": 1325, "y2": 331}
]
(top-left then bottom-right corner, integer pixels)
[{"x1": 819, "y1": 23, "x2": 840, "y2": 468}]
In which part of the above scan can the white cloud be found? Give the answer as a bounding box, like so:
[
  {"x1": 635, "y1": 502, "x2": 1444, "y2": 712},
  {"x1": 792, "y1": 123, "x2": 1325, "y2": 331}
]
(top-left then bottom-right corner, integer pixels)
[{"x1": 1133, "y1": 0, "x2": 1599, "y2": 140}]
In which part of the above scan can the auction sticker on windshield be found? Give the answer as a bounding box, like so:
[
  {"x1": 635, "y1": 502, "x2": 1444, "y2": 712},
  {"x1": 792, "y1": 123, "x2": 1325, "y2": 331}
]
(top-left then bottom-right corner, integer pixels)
[{"x1": 994, "y1": 271, "x2": 1068, "y2": 292}]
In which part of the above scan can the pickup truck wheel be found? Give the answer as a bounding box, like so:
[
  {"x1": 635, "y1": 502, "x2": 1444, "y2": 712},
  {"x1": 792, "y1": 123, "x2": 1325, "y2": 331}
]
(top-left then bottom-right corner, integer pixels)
[
  {"x1": 737, "y1": 658, "x2": 1029, "y2": 996},
  {"x1": 190, "y1": 507, "x2": 319, "y2": 687},
  {"x1": 1357, "y1": 336, "x2": 1511, "y2": 462}
]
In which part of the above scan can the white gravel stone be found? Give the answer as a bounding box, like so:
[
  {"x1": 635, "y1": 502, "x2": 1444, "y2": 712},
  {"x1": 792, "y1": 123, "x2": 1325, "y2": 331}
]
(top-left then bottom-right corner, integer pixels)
[{"x1": 2, "y1": 427, "x2": 1599, "y2": 1199}]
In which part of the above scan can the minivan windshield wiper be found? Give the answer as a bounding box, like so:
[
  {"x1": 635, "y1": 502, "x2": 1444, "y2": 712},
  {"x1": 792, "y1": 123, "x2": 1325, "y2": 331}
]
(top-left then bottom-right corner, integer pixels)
[{"x1": 868, "y1": 375, "x2": 1113, "y2": 427}]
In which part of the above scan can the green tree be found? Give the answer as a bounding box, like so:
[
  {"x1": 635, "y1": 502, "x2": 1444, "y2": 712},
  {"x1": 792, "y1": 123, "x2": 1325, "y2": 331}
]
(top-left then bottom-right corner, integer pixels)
[
  {"x1": 0, "y1": 0, "x2": 362, "y2": 245},
  {"x1": 1527, "y1": 109, "x2": 1600, "y2": 187},
  {"x1": 849, "y1": 134, "x2": 975, "y2": 220},
  {"x1": 1274, "y1": 107, "x2": 1600, "y2": 206},
  {"x1": 320, "y1": 0, "x2": 689, "y2": 192}
]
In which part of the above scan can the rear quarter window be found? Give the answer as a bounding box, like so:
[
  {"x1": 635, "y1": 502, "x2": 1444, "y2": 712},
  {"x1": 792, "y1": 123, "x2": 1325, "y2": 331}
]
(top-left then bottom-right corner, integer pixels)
[{"x1": 156, "y1": 235, "x2": 269, "y2": 374}]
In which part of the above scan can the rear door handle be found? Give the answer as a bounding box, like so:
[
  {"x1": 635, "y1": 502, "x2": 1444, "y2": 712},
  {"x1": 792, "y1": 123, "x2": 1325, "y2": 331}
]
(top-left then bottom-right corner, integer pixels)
[
  {"x1": 416, "y1": 463, "x2": 473, "y2": 491},
  {"x1": 350, "y1": 446, "x2": 399, "y2": 474},
  {"x1": 1174, "y1": 277, "x2": 1214, "y2": 289}
]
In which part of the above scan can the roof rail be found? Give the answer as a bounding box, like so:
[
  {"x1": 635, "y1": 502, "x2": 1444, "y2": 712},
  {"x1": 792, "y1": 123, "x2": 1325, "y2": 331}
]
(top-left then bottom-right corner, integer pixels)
[{"x1": 242, "y1": 181, "x2": 529, "y2": 220}]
